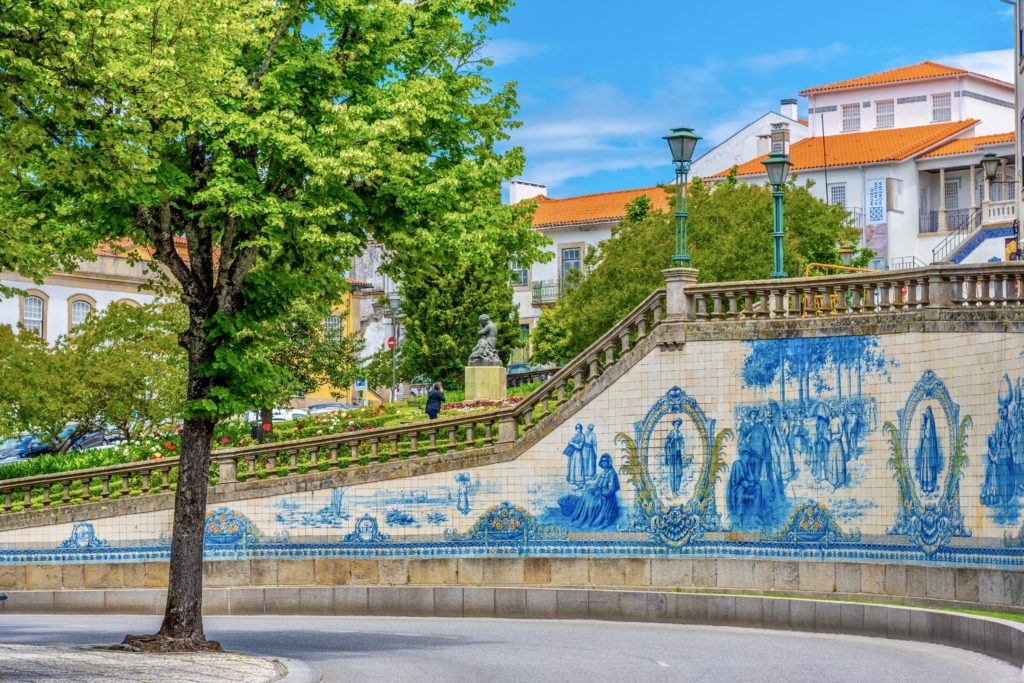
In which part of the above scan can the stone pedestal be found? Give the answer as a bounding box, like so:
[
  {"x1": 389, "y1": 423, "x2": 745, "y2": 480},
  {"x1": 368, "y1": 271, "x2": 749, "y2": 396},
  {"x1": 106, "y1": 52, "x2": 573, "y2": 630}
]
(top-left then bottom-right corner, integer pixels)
[
  {"x1": 662, "y1": 267, "x2": 699, "y2": 320},
  {"x1": 465, "y1": 366, "x2": 507, "y2": 401}
]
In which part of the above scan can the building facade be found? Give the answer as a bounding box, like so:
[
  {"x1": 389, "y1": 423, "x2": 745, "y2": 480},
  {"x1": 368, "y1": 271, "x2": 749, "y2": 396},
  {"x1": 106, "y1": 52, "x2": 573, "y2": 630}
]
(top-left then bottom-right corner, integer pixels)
[{"x1": 717, "y1": 61, "x2": 1017, "y2": 268}]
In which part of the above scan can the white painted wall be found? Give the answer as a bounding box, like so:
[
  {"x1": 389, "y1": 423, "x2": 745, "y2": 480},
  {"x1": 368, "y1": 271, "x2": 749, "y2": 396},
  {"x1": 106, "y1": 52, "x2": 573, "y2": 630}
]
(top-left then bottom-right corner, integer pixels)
[
  {"x1": 0, "y1": 281, "x2": 153, "y2": 344},
  {"x1": 691, "y1": 112, "x2": 809, "y2": 179},
  {"x1": 806, "y1": 75, "x2": 1013, "y2": 137}
]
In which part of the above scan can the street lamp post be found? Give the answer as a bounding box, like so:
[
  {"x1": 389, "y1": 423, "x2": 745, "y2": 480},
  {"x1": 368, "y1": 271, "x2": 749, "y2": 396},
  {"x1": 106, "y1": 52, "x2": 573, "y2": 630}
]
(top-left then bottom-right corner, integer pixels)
[
  {"x1": 664, "y1": 127, "x2": 701, "y2": 267},
  {"x1": 387, "y1": 291, "x2": 402, "y2": 403},
  {"x1": 762, "y1": 152, "x2": 792, "y2": 278}
]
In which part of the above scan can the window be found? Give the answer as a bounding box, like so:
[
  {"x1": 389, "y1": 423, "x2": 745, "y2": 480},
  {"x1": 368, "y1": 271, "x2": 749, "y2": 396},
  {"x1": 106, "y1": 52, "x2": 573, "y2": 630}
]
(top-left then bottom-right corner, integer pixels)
[
  {"x1": 842, "y1": 104, "x2": 860, "y2": 132},
  {"x1": 944, "y1": 178, "x2": 960, "y2": 210},
  {"x1": 23, "y1": 295, "x2": 44, "y2": 336},
  {"x1": 828, "y1": 183, "x2": 847, "y2": 208},
  {"x1": 511, "y1": 262, "x2": 528, "y2": 287},
  {"x1": 323, "y1": 315, "x2": 343, "y2": 341},
  {"x1": 519, "y1": 324, "x2": 530, "y2": 346},
  {"x1": 560, "y1": 247, "x2": 581, "y2": 281},
  {"x1": 70, "y1": 300, "x2": 92, "y2": 328},
  {"x1": 932, "y1": 93, "x2": 952, "y2": 122},
  {"x1": 875, "y1": 100, "x2": 894, "y2": 128}
]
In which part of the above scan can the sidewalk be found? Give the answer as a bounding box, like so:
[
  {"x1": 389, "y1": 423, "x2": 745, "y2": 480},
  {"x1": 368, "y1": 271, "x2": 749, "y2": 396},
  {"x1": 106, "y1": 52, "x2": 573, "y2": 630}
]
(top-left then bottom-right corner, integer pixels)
[{"x1": 0, "y1": 643, "x2": 318, "y2": 682}]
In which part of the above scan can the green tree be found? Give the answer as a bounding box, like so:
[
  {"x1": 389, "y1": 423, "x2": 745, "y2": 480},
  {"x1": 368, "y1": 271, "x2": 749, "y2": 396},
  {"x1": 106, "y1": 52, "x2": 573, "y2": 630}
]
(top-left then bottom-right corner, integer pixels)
[
  {"x1": 68, "y1": 302, "x2": 188, "y2": 442},
  {"x1": 531, "y1": 175, "x2": 860, "y2": 364},
  {"x1": 395, "y1": 257, "x2": 533, "y2": 388},
  {"x1": 0, "y1": 302, "x2": 187, "y2": 448},
  {"x1": 234, "y1": 298, "x2": 363, "y2": 429},
  {"x1": 1, "y1": 0, "x2": 528, "y2": 650}
]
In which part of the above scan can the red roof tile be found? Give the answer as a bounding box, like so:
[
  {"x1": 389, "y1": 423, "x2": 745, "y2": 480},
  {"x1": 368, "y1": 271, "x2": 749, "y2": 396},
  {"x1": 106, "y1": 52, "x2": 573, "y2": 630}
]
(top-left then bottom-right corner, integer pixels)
[
  {"x1": 529, "y1": 186, "x2": 671, "y2": 228},
  {"x1": 800, "y1": 61, "x2": 1009, "y2": 95},
  {"x1": 917, "y1": 132, "x2": 1015, "y2": 159},
  {"x1": 712, "y1": 120, "x2": 979, "y2": 178}
]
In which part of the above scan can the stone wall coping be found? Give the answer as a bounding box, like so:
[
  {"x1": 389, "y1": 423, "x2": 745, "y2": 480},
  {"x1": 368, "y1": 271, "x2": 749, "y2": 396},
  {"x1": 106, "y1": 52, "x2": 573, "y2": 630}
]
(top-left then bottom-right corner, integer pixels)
[{"x1": 3, "y1": 586, "x2": 1021, "y2": 667}]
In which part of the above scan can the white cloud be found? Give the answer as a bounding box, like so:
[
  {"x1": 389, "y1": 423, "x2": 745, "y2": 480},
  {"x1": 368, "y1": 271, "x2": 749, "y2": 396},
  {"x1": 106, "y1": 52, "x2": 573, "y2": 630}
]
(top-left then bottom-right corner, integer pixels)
[
  {"x1": 742, "y1": 43, "x2": 849, "y2": 74},
  {"x1": 483, "y1": 39, "x2": 548, "y2": 66},
  {"x1": 937, "y1": 48, "x2": 1013, "y2": 83}
]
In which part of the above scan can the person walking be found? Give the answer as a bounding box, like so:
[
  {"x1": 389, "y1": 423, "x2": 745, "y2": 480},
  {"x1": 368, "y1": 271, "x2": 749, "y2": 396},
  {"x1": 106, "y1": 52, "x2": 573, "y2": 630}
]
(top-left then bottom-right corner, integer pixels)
[{"x1": 425, "y1": 382, "x2": 445, "y2": 420}]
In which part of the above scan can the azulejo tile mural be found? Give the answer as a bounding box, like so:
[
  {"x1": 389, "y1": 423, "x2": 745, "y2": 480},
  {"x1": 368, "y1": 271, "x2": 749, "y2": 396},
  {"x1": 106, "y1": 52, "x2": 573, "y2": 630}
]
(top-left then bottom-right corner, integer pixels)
[
  {"x1": 3, "y1": 331, "x2": 1024, "y2": 570},
  {"x1": 885, "y1": 370, "x2": 970, "y2": 555}
]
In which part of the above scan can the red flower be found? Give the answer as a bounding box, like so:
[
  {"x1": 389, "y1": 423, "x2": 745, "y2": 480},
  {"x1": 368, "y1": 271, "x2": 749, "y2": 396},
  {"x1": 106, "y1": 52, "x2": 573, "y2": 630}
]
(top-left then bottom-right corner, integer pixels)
[
  {"x1": 164, "y1": 440, "x2": 174, "y2": 449},
  {"x1": 166, "y1": 444, "x2": 176, "y2": 451},
  {"x1": 220, "y1": 437, "x2": 231, "y2": 445},
  {"x1": 262, "y1": 423, "x2": 272, "y2": 432},
  {"x1": 154, "y1": 431, "x2": 161, "y2": 438},
  {"x1": 150, "y1": 453, "x2": 164, "y2": 460},
  {"x1": 177, "y1": 427, "x2": 184, "y2": 434}
]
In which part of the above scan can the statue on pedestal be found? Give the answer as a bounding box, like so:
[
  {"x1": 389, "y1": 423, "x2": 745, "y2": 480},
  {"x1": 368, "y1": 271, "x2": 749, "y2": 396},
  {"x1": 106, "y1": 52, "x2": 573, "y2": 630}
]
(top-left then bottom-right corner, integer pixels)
[{"x1": 468, "y1": 314, "x2": 501, "y2": 366}]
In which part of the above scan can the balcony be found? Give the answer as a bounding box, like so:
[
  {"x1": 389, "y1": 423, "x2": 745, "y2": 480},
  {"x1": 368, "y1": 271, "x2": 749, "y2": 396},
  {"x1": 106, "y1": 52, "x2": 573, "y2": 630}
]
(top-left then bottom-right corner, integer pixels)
[
  {"x1": 531, "y1": 279, "x2": 567, "y2": 307},
  {"x1": 985, "y1": 199, "x2": 1017, "y2": 225}
]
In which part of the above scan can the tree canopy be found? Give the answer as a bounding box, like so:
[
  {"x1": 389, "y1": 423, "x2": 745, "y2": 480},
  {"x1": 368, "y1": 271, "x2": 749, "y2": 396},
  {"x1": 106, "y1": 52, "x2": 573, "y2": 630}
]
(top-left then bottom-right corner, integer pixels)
[
  {"x1": 0, "y1": 0, "x2": 534, "y2": 650},
  {"x1": 0, "y1": 302, "x2": 187, "y2": 448},
  {"x1": 531, "y1": 174, "x2": 867, "y2": 364}
]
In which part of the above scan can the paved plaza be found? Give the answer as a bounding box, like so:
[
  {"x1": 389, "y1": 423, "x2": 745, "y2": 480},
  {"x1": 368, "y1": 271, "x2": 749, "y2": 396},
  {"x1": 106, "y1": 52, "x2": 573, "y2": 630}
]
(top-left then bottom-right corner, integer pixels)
[{"x1": 1, "y1": 613, "x2": 1019, "y2": 682}]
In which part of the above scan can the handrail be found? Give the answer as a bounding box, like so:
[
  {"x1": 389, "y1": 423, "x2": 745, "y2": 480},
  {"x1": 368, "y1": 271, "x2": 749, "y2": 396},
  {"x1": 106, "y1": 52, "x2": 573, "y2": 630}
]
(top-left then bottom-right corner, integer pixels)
[
  {"x1": 5, "y1": 261, "x2": 1024, "y2": 516},
  {"x1": 932, "y1": 207, "x2": 983, "y2": 263}
]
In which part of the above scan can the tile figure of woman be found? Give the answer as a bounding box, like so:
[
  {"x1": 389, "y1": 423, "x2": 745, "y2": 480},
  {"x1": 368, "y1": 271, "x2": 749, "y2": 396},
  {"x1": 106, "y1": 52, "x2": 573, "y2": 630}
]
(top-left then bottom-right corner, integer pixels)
[
  {"x1": 583, "y1": 424, "x2": 598, "y2": 482},
  {"x1": 983, "y1": 375, "x2": 1019, "y2": 517},
  {"x1": 663, "y1": 418, "x2": 691, "y2": 496},
  {"x1": 455, "y1": 472, "x2": 472, "y2": 515},
  {"x1": 825, "y1": 408, "x2": 849, "y2": 490},
  {"x1": 569, "y1": 453, "x2": 620, "y2": 530},
  {"x1": 812, "y1": 407, "x2": 830, "y2": 482},
  {"x1": 913, "y1": 406, "x2": 943, "y2": 495},
  {"x1": 727, "y1": 414, "x2": 786, "y2": 529},
  {"x1": 563, "y1": 423, "x2": 587, "y2": 489}
]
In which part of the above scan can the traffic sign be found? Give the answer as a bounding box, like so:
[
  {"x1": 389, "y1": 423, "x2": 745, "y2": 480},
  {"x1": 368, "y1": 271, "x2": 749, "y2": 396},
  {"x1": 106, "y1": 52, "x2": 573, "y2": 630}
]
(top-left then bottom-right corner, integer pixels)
[{"x1": 387, "y1": 336, "x2": 396, "y2": 349}]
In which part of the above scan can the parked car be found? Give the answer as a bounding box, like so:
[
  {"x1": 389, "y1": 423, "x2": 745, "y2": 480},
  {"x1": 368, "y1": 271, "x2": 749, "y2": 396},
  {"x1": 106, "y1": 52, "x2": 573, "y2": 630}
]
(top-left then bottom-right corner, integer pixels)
[
  {"x1": 271, "y1": 408, "x2": 308, "y2": 422},
  {"x1": 0, "y1": 434, "x2": 50, "y2": 460},
  {"x1": 507, "y1": 363, "x2": 529, "y2": 374},
  {"x1": 308, "y1": 403, "x2": 344, "y2": 416}
]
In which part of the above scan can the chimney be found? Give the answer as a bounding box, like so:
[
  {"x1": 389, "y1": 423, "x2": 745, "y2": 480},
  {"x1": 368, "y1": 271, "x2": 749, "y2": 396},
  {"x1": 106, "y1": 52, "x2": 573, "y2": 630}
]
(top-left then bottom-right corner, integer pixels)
[
  {"x1": 780, "y1": 98, "x2": 799, "y2": 121},
  {"x1": 508, "y1": 180, "x2": 548, "y2": 205}
]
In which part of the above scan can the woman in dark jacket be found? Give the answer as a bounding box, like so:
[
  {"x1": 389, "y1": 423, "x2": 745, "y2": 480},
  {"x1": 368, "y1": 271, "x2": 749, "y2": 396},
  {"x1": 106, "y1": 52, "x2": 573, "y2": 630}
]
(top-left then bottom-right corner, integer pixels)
[{"x1": 425, "y1": 382, "x2": 445, "y2": 420}]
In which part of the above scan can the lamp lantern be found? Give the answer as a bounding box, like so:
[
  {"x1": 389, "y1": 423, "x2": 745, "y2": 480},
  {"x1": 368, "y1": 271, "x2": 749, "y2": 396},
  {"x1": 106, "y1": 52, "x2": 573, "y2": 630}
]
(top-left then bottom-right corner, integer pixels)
[
  {"x1": 982, "y1": 152, "x2": 1001, "y2": 182},
  {"x1": 762, "y1": 152, "x2": 792, "y2": 188}
]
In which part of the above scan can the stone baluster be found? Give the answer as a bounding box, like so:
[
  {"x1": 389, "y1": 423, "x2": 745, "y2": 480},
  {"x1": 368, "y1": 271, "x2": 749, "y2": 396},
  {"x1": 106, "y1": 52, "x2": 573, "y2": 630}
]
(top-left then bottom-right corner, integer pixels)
[
  {"x1": 288, "y1": 449, "x2": 298, "y2": 473},
  {"x1": 587, "y1": 356, "x2": 599, "y2": 380},
  {"x1": 604, "y1": 343, "x2": 615, "y2": 366},
  {"x1": 389, "y1": 437, "x2": 399, "y2": 458},
  {"x1": 370, "y1": 440, "x2": 379, "y2": 461},
  {"x1": 619, "y1": 330, "x2": 631, "y2": 354},
  {"x1": 22, "y1": 488, "x2": 30, "y2": 508},
  {"x1": 1000, "y1": 274, "x2": 1010, "y2": 306},
  {"x1": 267, "y1": 453, "x2": 277, "y2": 472},
  {"x1": 485, "y1": 421, "x2": 494, "y2": 444},
  {"x1": 465, "y1": 423, "x2": 475, "y2": 448},
  {"x1": 2, "y1": 491, "x2": 9, "y2": 512},
  {"x1": 139, "y1": 471, "x2": 149, "y2": 494},
  {"x1": 636, "y1": 316, "x2": 647, "y2": 339},
  {"x1": 348, "y1": 443, "x2": 358, "y2": 463},
  {"x1": 41, "y1": 485, "x2": 50, "y2": 505},
  {"x1": 694, "y1": 293, "x2": 708, "y2": 320},
  {"x1": 100, "y1": 476, "x2": 111, "y2": 499},
  {"x1": 428, "y1": 429, "x2": 438, "y2": 455},
  {"x1": 556, "y1": 383, "x2": 566, "y2": 404}
]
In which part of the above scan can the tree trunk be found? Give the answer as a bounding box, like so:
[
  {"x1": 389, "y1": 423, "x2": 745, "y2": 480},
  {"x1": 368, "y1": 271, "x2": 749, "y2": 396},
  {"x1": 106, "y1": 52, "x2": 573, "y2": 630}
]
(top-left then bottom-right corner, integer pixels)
[{"x1": 123, "y1": 336, "x2": 220, "y2": 652}]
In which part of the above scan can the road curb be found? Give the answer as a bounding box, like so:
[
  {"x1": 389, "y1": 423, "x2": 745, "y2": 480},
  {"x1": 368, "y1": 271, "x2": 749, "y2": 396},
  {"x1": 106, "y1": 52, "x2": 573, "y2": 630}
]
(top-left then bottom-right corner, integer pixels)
[
  {"x1": 270, "y1": 656, "x2": 321, "y2": 683},
  {"x1": 3, "y1": 586, "x2": 1022, "y2": 669}
]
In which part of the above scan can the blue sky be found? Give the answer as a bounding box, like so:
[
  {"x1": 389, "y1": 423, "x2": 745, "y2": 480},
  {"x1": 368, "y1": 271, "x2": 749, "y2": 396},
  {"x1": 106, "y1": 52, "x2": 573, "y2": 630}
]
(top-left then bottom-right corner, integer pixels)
[{"x1": 484, "y1": 1, "x2": 1016, "y2": 199}]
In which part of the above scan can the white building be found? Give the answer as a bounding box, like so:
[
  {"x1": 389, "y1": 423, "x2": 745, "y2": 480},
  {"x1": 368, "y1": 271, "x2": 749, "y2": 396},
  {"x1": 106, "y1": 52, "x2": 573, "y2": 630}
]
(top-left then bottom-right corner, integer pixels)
[
  {"x1": 0, "y1": 248, "x2": 158, "y2": 343},
  {"x1": 507, "y1": 182, "x2": 670, "y2": 358},
  {"x1": 716, "y1": 61, "x2": 1017, "y2": 268},
  {"x1": 690, "y1": 99, "x2": 810, "y2": 178}
]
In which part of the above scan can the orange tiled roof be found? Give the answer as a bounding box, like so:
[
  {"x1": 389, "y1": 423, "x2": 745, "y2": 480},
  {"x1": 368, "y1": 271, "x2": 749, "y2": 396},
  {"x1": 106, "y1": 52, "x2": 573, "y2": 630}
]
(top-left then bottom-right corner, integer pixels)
[
  {"x1": 918, "y1": 132, "x2": 1015, "y2": 159},
  {"x1": 529, "y1": 186, "x2": 671, "y2": 228},
  {"x1": 712, "y1": 120, "x2": 979, "y2": 178},
  {"x1": 345, "y1": 277, "x2": 374, "y2": 290},
  {"x1": 800, "y1": 61, "x2": 1005, "y2": 95}
]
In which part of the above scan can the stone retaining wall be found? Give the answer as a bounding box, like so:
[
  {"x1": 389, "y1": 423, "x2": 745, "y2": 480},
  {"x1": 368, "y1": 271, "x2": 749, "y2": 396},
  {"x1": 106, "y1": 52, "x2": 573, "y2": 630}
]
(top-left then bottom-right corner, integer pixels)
[{"x1": 2, "y1": 557, "x2": 1021, "y2": 613}]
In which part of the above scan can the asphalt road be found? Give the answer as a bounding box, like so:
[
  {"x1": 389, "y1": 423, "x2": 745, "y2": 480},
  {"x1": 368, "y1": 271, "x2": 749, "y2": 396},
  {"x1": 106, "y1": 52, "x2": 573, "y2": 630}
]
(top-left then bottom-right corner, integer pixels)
[{"x1": 1, "y1": 614, "x2": 1019, "y2": 683}]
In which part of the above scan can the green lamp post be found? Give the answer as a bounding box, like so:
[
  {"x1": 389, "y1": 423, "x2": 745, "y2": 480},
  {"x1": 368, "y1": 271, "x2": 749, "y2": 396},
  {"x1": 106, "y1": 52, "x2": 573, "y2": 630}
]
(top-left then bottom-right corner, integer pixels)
[
  {"x1": 664, "y1": 126, "x2": 701, "y2": 267},
  {"x1": 762, "y1": 151, "x2": 792, "y2": 278}
]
